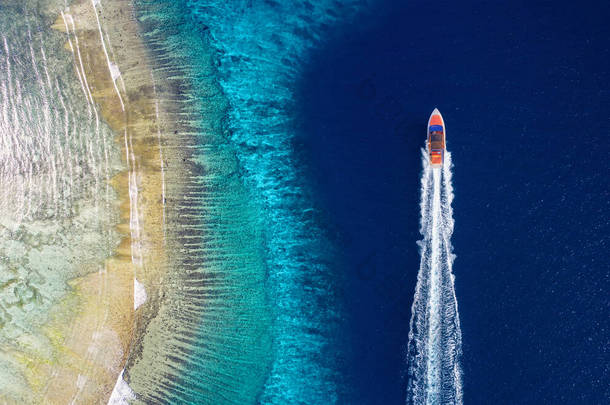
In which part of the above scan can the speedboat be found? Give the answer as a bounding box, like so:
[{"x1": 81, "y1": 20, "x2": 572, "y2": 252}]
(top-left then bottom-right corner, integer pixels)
[{"x1": 427, "y1": 108, "x2": 445, "y2": 168}]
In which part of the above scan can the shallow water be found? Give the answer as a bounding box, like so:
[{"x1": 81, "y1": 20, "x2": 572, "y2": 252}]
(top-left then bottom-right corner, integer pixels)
[{"x1": 0, "y1": 1, "x2": 123, "y2": 400}]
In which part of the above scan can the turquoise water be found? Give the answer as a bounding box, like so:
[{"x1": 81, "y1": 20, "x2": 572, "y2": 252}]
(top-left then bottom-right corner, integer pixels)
[
  {"x1": 127, "y1": 0, "x2": 369, "y2": 403},
  {"x1": 1, "y1": 0, "x2": 374, "y2": 402},
  {"x1": 124, "y1": 1, "x2": 272, "y2": 403},
  {"x1": 187, "y1": 1, "x2": 368, "y2": 402}
]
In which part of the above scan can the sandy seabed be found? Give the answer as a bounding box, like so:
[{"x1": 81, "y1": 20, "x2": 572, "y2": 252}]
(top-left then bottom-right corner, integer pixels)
[{"x1": 5, "y1": 0, "x2": 175, "y2": 403}]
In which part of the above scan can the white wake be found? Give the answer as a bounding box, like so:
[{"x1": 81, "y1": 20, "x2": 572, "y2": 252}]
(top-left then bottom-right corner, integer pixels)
[{"x1": 406, "y1": 150, "x2": 463, "y2": 405}]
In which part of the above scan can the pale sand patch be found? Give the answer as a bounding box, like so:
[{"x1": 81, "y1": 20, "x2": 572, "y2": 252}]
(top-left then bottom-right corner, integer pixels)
[
  {"x1": 133, "y1": 278, "x2": 147, "y2": 310},
  {"x1": 107, "y1": 369, "x2": 136, "y2": 405}
]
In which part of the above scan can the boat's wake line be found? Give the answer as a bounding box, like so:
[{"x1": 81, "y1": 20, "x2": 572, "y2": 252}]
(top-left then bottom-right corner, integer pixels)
[{"x1": 407, "y1": 150, "x2": 463, "y2": 405}]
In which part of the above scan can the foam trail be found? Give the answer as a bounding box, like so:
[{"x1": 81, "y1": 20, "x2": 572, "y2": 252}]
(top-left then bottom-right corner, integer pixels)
[{"x1": 406, "y1": 150, "x2": 463, "y2": 405}]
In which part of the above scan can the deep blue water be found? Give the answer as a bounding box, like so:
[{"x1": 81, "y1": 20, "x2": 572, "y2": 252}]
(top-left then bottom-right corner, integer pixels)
[{"x1": 298, "y1": 0, "x2": 609, "y2": 404}]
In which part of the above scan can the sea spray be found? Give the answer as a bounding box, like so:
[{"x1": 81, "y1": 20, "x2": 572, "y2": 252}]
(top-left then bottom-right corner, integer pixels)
[{"x1": 406, "y1": 151, "x2": 462, "y2": 405}]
